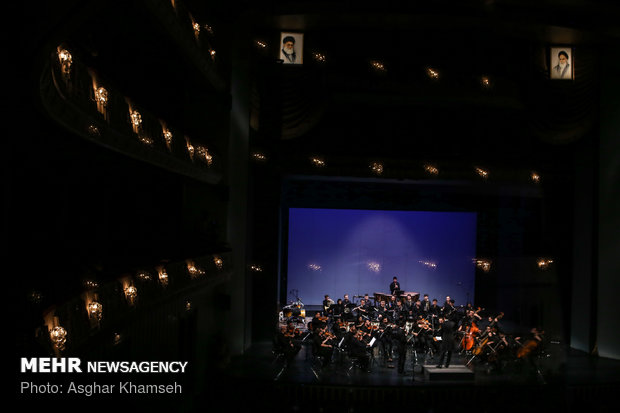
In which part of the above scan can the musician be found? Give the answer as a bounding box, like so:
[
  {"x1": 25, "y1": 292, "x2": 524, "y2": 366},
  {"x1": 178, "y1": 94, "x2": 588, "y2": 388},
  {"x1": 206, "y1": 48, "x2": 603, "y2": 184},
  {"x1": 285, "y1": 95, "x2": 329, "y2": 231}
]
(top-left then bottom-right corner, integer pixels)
[
  {"x1": 378, "y1": 317, "x2": 394, "y2": 364},
  {"x1": 343, "y1": 294, "x2": 352, "y2": 307},
  {"x1": 361, "y1": 296, "x2": 374, "y2": 316},
  {"x1": 488, "y1": 332, "x2": 511, "y2": 373},
  {"x1": 391, "y1": 294, "x2": 400, "y2": 308},
  {"x1": 355, "y1": 298, "x2": 370, "y2": 318},
  {"x1": 355, "y1": 315, "x2": 365, "y2": 331},
  {"x1": 436, "y1": 316, "x2": 457, "y2": 368},
  {"x1": 277, "y1": 325, "x2": 301, "y2": 362},
  {"x1": 404, "y1": 294, "x2": 415, "y2": 316},
  {"x1": 421, "y1": 294, "x2": 431, "y2": 314},
  {"x1": 313, "y1": 326, "x2": 335, "y2": 365},
  {"x1": 348, "y1": 330, "x2": 371, "y2": 372},
  {"x1": 479, "y1": 314, "x2": 504, "y2": 334},
  {"x1": 332, "y1": 316, "x2": 347, "y2": 338},
  {"x1": 392, "y1": 321, "x2": 408, "y2": 374},
  {"x1": 323, "y1": 295, "x2": 334, "y2": 313},
  {"x1": 428, "y1": 299, "x2": 441, "y2": 318},
  {"x1": 331, "y1": 298, "x2": 345, "y2": 320},
  {"x1": 458, "y1": 309, "x2": 477, "y2": 329},
  {"x1": 393, "y1": 299, "x2": 405, "y2": 320},
  {"x1": 389, "y1": 276, "x2": 401, "y2": 296},
  {"x1": 343, "y1": 295, "x2": 356, "y2": 321},
  {"x1": 442, "y1": 298, "x2": 456, "y2": 318},
  {"x1": 311, "y1": 311, "x2": 328, "y2": 331},
  {"x1": 413, "y1": 315, "x2": 434, "y2": 352},
  {"x1": 376, "y1": 300, "x2": 390, "y2": 323},
  {"x1": 412, "y1": 300, "x2": 423, "y2": 319}
]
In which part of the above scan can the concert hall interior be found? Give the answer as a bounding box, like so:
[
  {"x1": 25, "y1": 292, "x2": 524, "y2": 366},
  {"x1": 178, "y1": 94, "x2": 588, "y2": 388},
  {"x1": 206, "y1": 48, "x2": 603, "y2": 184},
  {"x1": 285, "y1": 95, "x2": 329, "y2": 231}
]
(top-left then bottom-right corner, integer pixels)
[{"x1": 10, "y1": 0, "x2": 620, "y2": 412}]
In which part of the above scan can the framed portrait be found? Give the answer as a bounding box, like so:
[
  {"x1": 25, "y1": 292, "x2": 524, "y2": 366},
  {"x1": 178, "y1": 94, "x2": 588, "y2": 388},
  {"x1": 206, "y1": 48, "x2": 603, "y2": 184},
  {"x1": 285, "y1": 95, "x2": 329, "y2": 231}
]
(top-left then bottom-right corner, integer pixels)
[
  {"x1": 279, "y1": 32, "x2": 303, "y2": 65},
  {"x1": 550, "y1": 47, "x2": 573, "y2": 80}
]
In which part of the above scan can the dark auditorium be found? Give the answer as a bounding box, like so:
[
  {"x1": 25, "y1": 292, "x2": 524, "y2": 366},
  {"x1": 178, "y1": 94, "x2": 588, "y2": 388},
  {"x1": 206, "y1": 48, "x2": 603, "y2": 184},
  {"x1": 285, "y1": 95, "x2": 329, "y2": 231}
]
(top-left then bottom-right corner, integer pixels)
[{"x1": 10, "y1": 1, "x2": 620, "y2": 412}]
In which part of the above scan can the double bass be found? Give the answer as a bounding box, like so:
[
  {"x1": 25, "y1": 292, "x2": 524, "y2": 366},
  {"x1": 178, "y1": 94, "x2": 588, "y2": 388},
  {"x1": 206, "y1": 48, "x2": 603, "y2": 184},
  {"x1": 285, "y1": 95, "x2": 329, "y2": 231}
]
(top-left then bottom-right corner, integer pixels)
[
  {"x1": 472, "y1": 312, "x2": 504, "y2": 356},
  {"x1": 461, "y1": 322, "x2": 480, "y2": 351}
]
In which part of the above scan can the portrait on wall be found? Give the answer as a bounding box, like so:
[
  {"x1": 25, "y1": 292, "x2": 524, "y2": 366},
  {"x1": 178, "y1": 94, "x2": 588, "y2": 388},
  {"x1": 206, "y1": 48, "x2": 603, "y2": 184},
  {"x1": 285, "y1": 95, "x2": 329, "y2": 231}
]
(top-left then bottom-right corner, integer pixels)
[
  {"x1": 279, "y1": 32, "x2": 303, "y2": 65},
  {"x1": 550, "y1": 47, "x2": 573, "y2": 80}
]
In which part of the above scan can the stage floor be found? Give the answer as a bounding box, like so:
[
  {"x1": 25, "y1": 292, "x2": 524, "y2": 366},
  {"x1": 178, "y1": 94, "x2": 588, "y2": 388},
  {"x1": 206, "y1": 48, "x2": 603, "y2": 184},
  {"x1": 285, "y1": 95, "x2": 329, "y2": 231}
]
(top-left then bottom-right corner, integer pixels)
[{"x1": 214, "y1": 338, "x2": 620, "y2": 412}]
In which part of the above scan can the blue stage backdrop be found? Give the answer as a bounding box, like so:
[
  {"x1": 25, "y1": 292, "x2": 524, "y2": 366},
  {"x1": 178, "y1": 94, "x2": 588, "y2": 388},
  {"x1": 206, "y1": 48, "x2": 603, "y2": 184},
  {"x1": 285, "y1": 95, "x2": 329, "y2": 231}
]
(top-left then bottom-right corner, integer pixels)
[{"x1": 285, "y1": 208, "x2": 478, "y2": 307}]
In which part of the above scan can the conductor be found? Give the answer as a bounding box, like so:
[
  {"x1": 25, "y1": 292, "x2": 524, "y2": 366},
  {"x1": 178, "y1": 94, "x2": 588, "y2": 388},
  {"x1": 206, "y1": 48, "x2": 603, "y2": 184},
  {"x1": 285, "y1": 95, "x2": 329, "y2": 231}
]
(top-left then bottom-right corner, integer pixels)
[{"x1": 389, "y1": 276, "x2": 402, "y2": 296}]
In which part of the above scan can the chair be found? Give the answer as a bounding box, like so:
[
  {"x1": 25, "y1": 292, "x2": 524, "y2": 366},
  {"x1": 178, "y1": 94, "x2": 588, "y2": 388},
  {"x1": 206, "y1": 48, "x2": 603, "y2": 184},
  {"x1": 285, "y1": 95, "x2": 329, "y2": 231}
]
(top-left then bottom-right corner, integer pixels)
[{"x1": 310, "y1": 339, "x2": 326, "y2": 380}]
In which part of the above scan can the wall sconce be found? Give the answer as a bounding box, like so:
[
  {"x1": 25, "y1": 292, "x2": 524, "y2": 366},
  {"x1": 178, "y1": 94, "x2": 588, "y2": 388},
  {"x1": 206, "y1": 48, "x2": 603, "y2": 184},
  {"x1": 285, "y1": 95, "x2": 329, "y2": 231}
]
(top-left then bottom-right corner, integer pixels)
[
  {"x1": 83, "y1": 280, "x2": 99, "y2": 289},
  {"x1": 187, "y1": 260, "x2": 205, "y2": 279},
  {"x1": 94, "y1": 86, "x2": 108, "y2": 116},
  {"x1": 310, "y1": 157, "x2": 325, "y2": 167},
  {"x1": 196, "y1": 145, "x2": 213, "y2": 166},
  {"x1": 50, "y1": 325, "x2": 68, "y2": 351},
  {"x1": 213, "y1": 256, "x2": 223, "y2": 270},
  {"x1": 424, "y1": 164, "x2": 439, "y2": 175},
  {"x1": 113, "y1": 332, "x2": 123, "y2": 346},
  {"x1": 87, "y1": 125, "x2": 101, "y2": 137},
  {"x1": 160, "y1": 121, "x2": 173, "y2": 151},
  {"x1": 537, "y1": 258, "x2": 554, "y2": 269},
  {"x1": 56, "y1": 46, "x2": 72, "y2": 82},
  {"x1": 370, "y1": 60, "x2": 386, "y2": 72},
  {"x1": 313, "y1": 52, "x2": 326, "y2": 63},
  {"x1": 137, "y1": 271, "x2": 152, "y2": 282},
  {"x1": 480, "y1": 76, "x2": 492, "y2": 88},
  {"x1": 185, "y1": 136, "x2": 195, "y2": 161},
  {"x1": 29, "y1": 291, "x2": 43, "y2": 304},
  {"x1": 87, "y1": 67, "x2": 108, "y2": 121},
  {"x1": 370, "y1": 162, "x2": 384, "y2": 175},
  {"x1": 124, "y1": 285, "x2": 138, "y2": 306},
  {"x1": 531, "y1": 171, "x2": 541, "y2": 183},
  {"x1": 185, "y1": 300, "x2": 192, "y2": 311},
  {"x1": 475, "y1": 259, "x2": 492, "y2": 272},
  {"x1": 209, "y1": 49, "x2": 216, "y2": 60},
  {"x1": 252, "y1": 152, "x2": 267, "y2": 162},
  {"x1": 88, "y1": 301, "x2": 103, "y2": 320},
  {"x1": 87, "y1": 294, "x2": 103, "y2": 328},
  {"x1": 255, "y1": 40, "x2": 267, "y2": 49},
  {"x1": 157, "y1": 266, "x2": 169, "y2": 287},
  {"x1": 250, "y1": 264, "x2": 263, "y2": 272},
  {"x1": 129, "y1": 110, "x2": 142, "y2": 133},
  {"x1": 203, "y1": 24, "x2": 214, "y2": 36},
  {"x1": 192, "y1": 21, "x2": 201, "y2": 39},
  {"x1": 426, "y1": 67, "x2": 440, "y2": 80},
  {"x1": 475, "y1": 167, "x2": 489, "y2": 179}
]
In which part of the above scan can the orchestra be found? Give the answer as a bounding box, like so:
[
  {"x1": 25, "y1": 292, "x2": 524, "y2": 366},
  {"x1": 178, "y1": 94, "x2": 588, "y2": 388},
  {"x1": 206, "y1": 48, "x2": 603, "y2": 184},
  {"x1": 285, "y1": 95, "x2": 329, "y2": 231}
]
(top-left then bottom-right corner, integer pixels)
[{"x1": 275, "y1": 287, "x2": 546, "y2": 379}]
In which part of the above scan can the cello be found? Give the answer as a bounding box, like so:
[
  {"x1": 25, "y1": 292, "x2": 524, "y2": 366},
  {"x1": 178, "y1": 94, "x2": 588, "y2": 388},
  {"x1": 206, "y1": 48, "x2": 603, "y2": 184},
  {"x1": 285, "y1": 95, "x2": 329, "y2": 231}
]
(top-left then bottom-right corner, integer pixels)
[
  {"x1": 472, "y1": 312, "x2": 503, "y2": 356},
  {"x1": 461, "y1": 322, "x2": 480, "y2": 351},
  {"x1": 516, "y1": 328, "x2": 544, "y2": 358}
]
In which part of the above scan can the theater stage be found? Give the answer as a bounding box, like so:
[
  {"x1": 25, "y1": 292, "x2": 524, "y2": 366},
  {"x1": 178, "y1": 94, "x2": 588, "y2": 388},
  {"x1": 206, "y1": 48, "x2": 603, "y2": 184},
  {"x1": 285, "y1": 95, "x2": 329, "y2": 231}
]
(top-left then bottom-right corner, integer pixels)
[{"x1": 211, "y1": 340, "x2": 620, "y2": 413}]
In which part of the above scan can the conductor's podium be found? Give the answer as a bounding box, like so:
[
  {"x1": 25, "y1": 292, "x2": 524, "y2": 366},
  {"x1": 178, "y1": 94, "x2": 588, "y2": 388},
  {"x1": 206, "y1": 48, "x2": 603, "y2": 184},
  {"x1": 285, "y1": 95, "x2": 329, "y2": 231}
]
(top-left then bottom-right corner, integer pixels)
[{"x1": 422, "y1": 364, "x2": 475, "y2": 382}]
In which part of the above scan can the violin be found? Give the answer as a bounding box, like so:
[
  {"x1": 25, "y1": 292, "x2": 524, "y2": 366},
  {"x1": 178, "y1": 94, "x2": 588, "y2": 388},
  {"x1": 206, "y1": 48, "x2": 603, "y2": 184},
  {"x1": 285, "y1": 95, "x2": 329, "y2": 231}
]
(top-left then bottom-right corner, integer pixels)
[
  {"x1": 316, "y1": 314, "x2": 329, "y2": 322},
  {"x1": 287, "y1": 324, "x2": 302, "y2": 337}
]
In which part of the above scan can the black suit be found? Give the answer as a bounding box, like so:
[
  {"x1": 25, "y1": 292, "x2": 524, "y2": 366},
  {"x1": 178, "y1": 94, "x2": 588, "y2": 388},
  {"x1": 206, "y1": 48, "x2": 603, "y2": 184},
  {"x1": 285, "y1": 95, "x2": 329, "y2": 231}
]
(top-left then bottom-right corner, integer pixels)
[
  {"x1": 392, "y1": 326, "x2": 408, "y2": 373},
  {"x1": 437, "y1": 319, "x2": 456, "y2": 367},
  {"x1": 389, "y1": 281, "x2": 401, "y2": 295},
  {"x1": 348, "y1": 335, "x2": 370, "y2": 370}
]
